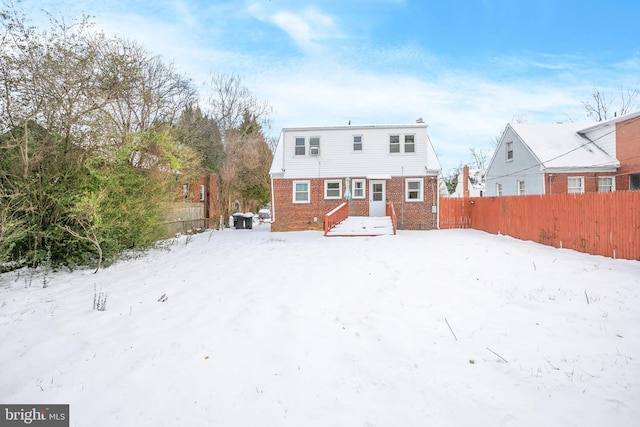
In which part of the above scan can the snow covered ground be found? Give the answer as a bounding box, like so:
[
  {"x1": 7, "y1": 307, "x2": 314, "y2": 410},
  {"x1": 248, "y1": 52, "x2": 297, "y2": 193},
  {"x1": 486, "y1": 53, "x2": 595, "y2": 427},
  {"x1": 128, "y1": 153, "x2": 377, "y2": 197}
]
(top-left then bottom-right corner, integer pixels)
[{"x1": 1, "y1": 224, "x2": 639, "y2": 427}]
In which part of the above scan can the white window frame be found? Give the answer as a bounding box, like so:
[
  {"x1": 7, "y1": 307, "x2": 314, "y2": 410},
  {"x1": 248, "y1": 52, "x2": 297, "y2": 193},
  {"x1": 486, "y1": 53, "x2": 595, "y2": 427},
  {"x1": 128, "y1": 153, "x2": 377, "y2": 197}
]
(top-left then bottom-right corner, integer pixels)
[
  {"x1": 506, "y1": 141, "x2": 513, "y2": 162},
  {"x1": 496, "y1": 183, "x2": 503, "y2": 196},
  {"x1": 309, "y1": 136, "x2": 320, "y2": 156},
  {"x1": 199, "y1": 184, "x2": 205, "y2": 201},
  {"x1": 353, "y1": 135, "x2": 362, "y2": 151},
  {"x1": 389, "y1": 135, "x2": 400, "y2": 153},
  {"x1": 598, "y1": 176, "x2": 615, "y2": 192},
  {"x1": 404, "y1": 134, "x2": 415, "y2": 153},
  {"x1": 352, "y1": 179, "x2": 365, "y2": 199},
  {"x1": 293, "y1": 180, "x2": 310, "y2": 204},
  {"x1": 405, "y1": 178, "x2": 424, "y2": 202},
  {"x1": 294, "y1": 137, "x2": 305, "y2": 155},
  {"x1": 567, "y1": 176, "x2": 584, "y2": 194},
  {"x1": 517, "y1": 180, "x2": 525, "y2": 195},
  {"x1": 324, "y1": 180, "x2": 342, "y2": 199}
]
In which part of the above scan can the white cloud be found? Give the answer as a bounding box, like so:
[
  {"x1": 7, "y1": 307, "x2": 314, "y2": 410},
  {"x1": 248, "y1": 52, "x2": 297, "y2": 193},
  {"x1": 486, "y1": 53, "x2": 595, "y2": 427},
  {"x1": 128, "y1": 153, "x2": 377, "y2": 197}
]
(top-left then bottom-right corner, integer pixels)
[
  {"x1": 248, "y1": 3, "x2": 342, "y2": 53},
  {"x1": 21, "y1": 0, "x2": 638, "y2": 174},
  {"x1": 244, "y1": 53, "x2": 596, "y2": 173}
]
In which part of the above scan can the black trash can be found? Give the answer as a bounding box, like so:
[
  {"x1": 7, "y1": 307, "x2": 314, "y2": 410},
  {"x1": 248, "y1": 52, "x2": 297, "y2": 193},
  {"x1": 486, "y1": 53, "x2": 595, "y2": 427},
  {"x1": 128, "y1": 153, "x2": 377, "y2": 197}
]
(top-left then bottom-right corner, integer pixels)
[
  {"x1": 243, "y1": 213, "x2": 253, "y2": 229},
  {"x1": 232, "y1": 213, "x2": 245, "y2": 229}
]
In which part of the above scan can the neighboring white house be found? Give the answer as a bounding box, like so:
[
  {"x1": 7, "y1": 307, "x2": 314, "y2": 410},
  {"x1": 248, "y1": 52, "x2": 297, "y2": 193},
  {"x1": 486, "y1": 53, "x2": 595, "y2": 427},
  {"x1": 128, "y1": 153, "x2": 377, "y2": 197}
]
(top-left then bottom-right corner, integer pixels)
[
  {"x1": 451, "y1": 166, "x2": 486, "y2": 197},
  {"x1": 485, "y1": 120, "x2": 621, "y2": 196},
  {"x1": 269, "y1": 121, "x2": 442, "y2": 231}
]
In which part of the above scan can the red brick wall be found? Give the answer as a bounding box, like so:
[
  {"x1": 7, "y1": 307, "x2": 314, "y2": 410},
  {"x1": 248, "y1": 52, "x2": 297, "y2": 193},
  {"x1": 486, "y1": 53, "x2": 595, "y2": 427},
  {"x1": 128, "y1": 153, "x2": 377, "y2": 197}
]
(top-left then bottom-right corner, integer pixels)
[
  {"x1": 175, "y1": 174, "x2": 222, "y2": 222},
  {"x1": 616, "y1": 116, "x2": 640, "y2": 190},
  {"x1": 271, "y1": 175, "x2": 439, "y2": 231},
  {"x1": 271, "y1": 177, "x2": 342, "y2": 231},
  {"x1": 544, "y1": 172, "x2": 617, "y2": 193},
  {"x1": 389, "y1": 176, "x2": 439, "y2": 230}
]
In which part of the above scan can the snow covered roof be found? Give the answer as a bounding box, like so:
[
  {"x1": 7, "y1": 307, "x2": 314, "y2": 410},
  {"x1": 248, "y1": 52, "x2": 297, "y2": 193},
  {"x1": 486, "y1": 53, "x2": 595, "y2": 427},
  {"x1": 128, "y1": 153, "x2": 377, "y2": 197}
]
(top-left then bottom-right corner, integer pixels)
[
  {"x1": 281, "y1": 123, "x2": 428, "y2": 132},
  {"x1": 510, "y1": 122, "x2": 620, "y2": 170},
  {"x1": 577, "y1": 110, "x2": 640, "y2": 134}
]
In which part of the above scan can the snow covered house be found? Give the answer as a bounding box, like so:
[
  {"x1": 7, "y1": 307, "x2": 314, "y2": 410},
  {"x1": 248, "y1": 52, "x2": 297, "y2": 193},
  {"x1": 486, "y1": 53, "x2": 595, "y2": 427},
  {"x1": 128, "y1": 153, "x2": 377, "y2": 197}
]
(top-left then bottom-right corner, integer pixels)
[
  {"x1": 451, "y1": 166, "x2": 486, "y2": 197},
  {"x1": 269, "y1": 122, "x2": 442, "y2": 231},
  {"x1": 485, "y1": 111, "x2": 640, "y2": 196}
]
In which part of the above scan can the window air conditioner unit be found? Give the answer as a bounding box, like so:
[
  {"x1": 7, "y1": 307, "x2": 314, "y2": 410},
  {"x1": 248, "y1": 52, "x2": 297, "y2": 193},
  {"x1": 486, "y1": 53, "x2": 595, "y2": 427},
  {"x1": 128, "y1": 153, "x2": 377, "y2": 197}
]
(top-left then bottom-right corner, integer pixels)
[{"x1": 310, "y1": 146, "x2": 320, "y2": 155}]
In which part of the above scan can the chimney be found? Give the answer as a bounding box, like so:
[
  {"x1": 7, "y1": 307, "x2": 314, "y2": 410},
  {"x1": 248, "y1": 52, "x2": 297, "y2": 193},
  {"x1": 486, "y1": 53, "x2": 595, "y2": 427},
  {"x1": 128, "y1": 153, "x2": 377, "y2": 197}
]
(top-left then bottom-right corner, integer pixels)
[
  {"x1": 416, "y1": 118, "x2": 424, "y2": 123},
  {"x1": 463, "y1": 165, "x2": 470, "y2": 198}
]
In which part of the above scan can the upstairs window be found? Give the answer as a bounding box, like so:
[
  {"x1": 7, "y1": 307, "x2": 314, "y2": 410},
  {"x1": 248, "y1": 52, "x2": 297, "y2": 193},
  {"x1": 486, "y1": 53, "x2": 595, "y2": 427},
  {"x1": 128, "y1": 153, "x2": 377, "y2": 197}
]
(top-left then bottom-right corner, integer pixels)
[
  {"x1": 353, "y1": 135, "x2": 362, "y2": 151},
  {"x1": 567, "y1": 177, "x2": 584, "y2": 194},
  {"x1": 182, "y1": 184, "x2": 189, "y2": 201},
  {"x1": 309, "y1": 137, "x2": 320, "y2": 155},
  {"x1": 506, "y1": 141, "x2": 513, "y2": 161},
  {"x1": 295, "y1": 137, "x2": 305, "y2": 155},
  {"x1": 389, "y1": 135, "x2": 400, "y2": 153},
  {"x1": 404, "y1": 134, "x2": 415, "y2": 153}
]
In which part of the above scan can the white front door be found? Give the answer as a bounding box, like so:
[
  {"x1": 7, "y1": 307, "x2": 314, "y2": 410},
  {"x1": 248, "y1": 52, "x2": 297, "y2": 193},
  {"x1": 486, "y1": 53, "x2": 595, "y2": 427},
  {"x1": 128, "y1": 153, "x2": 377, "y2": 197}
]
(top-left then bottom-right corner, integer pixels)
[{"x1": 369, "y1": 180, "x2": 386, "y2": 217}]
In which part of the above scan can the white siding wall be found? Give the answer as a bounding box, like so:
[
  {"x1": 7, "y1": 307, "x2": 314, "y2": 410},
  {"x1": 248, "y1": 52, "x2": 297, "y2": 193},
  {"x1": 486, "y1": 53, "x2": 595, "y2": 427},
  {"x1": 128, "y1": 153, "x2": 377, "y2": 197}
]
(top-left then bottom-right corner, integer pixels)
[
  {"x1": 485, "y1": 126, "x2": 545, "y2": 196},
  {"x1": 279, "y1": 124, "x2": 435, "y2": 179},
  {"x1": 581, "y1": 124, "x2": 616, "y2": 158}
]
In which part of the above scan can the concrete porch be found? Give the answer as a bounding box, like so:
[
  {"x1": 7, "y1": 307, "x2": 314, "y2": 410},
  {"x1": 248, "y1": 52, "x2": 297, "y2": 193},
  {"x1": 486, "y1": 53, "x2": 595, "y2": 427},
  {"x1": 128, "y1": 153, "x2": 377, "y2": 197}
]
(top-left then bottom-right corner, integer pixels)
[{"x1": 325, "y1": 216, "x2": 395, "y2": 237}]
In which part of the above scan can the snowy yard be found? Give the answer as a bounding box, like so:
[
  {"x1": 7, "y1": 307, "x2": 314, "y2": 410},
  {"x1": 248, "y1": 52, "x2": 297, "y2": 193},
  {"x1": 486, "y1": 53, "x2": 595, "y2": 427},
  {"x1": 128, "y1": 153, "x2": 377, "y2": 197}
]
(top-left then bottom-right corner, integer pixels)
[{"x1": 1, "y1": 225, "x2": 639, "y2": 426}]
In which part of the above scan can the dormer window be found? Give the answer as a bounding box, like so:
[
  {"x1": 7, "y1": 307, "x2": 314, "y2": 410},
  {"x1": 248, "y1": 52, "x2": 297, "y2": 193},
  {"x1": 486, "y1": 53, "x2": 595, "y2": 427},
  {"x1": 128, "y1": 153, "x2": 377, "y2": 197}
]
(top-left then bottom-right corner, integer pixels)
[
  {"x1": 353, "y1": 136, "x2": 362, "y2": 151},
  {"x1": 389, "y1": 135, "x2": 400, "y2": 153},
  {"x1": 404, "y1": 134, "x2": 415, "y2": 153},
  {"x1": 295, "y1": 137, "x2": 305, "y2": 155},
  {"x1": 309, "y1": 137, "x2": 320, "y2": 155}
]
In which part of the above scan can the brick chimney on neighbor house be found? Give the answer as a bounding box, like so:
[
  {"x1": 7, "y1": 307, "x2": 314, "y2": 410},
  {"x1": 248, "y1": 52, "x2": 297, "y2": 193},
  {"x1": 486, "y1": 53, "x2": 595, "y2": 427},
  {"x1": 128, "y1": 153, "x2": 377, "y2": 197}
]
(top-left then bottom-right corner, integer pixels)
[{"x1": 463, "y1": 165, "x2": 470, "y2": 198}]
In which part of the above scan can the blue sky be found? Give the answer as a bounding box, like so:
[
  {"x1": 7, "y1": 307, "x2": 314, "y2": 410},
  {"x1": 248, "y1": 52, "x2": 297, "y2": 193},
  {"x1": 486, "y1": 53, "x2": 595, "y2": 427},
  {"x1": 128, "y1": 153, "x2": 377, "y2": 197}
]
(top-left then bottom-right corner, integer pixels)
[{"x1": 24, "y1": 0, "x2": 640, "y2": 172}]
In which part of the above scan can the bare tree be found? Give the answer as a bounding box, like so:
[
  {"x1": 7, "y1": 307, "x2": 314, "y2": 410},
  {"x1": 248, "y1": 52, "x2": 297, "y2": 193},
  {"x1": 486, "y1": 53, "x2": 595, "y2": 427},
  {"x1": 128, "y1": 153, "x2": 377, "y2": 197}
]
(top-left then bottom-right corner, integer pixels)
[
  {"x1": 469, "y1": 147, "x2": 491, "y2": 170},
  {"x1": 583, "y1": 86, "x2": 639, "y2": 122},
  {"x1": 204, "y1": 73, "x2": 272, "y2": 141}
]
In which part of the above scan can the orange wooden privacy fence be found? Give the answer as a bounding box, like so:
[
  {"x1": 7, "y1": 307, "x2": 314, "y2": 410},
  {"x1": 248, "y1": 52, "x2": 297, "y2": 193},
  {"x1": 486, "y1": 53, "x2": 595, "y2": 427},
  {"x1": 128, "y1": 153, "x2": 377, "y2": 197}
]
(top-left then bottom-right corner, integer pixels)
[{"x1": 440, "y1": 192, "x2": 640, "y2": 261}]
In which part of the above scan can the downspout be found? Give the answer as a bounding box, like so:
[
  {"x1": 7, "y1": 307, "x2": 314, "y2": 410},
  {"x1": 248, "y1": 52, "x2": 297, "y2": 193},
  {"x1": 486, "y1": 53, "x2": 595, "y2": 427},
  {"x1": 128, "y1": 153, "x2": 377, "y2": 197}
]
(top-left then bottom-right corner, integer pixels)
[
  {"x1": 434, "y1": 175, "x2": 440, "y2": 230},
  {"x1": 270, "y1": 175, "x2": 276, "y2": 223},
  {"x1": 436, "y1": 178, "x2": 440, "y2": 229},
  {"x1": 401, "y1": 165, "x2": 404, "y2": 228},
  {"x1": 271, "y1": 131, "x2": 285, "y2": 225}
]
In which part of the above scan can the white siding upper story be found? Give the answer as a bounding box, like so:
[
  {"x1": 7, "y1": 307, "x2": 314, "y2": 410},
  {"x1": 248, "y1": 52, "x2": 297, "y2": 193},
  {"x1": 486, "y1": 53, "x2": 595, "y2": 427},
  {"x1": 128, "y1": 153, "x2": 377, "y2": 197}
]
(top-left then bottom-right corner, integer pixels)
[
  {"x1": 269, "y1": 123, "x2": 441, "y2": 179},
  {"x1": 577, "y1": 111, "x2": 640, "y2": 158}
]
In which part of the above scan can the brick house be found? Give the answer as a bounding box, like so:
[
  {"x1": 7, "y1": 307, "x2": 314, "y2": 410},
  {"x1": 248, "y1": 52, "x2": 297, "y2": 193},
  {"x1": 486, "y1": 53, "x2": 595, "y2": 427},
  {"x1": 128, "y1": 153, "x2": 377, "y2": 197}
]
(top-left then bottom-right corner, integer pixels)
[
  {"x1": 485, "y1": 111, "x2": 640, "y2": 196},
  {"x1": 268, "y1": 122, "x2": 442, "y2": 231},
  {"x1": 175, "y1": 174, "x2": 222, "y2": 225}
]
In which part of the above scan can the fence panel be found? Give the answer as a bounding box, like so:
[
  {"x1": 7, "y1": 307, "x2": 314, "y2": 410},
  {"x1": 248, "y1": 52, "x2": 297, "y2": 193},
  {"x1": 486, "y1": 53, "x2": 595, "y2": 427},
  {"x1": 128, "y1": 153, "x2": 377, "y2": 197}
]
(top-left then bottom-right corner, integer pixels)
[
  {"x1": 440, "y1": 192, "x2": 640, "y2": 261},
  {"x1": 439, "y1": 198, "x2": 472, "y2": 229},
  {"x1": 163, "y1": 202, "x2": 207, "y2": 237}
]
